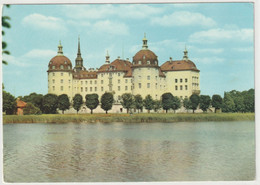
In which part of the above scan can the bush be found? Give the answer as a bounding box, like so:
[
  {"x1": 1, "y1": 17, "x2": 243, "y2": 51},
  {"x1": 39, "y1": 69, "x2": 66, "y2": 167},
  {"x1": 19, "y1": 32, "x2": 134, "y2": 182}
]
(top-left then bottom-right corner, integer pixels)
[{"x1": 23, "y1": 102, "x2": 42, "y2": 115}]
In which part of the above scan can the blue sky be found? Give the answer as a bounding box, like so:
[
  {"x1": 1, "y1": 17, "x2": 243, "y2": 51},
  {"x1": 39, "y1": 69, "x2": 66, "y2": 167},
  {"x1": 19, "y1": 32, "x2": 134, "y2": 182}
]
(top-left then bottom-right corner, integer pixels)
[{"x1": 1, "y1": 3, "x2": 254, "y2": 97}]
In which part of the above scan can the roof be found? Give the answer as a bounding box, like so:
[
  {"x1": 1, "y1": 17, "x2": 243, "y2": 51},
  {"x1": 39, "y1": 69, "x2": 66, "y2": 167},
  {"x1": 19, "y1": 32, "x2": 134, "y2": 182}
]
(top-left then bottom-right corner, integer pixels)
[
  {"x1": 160, "y1": 60, "x2": 200, "y2": 72},
  {"x1": 98, "y1": 59, "x2": 132, "y2": 77},
  {"x1": 73, "y1": 70, "x2": 97, "y2": 79},
  {"x1": 132, "y1": 49, "x2": 158, "y2": 67},
  {"x1": 16, "y1": 99, "x2": 27, "y2": 108},
  {"x1": 48, "y1": 55, "x2": 72, "y2": 71}
]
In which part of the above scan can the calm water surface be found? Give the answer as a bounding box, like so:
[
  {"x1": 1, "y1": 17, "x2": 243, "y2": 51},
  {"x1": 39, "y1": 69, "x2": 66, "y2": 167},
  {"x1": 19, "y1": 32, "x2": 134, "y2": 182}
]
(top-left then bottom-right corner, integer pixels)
[{"x1": 3, "y1": 121, "x2": 255, "y2": 182}]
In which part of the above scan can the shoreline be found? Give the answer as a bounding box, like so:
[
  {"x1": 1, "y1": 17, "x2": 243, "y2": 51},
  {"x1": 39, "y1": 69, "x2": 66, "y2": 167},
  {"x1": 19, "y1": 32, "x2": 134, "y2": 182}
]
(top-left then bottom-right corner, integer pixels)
[{"x1": 2, "y1": 113, "x2": 255, "y2": 124}]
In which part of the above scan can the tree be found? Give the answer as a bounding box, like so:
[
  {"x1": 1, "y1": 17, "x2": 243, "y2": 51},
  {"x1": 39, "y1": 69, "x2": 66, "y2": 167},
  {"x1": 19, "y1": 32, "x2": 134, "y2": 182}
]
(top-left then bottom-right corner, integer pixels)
[
  {"x1": 42, "y1": 94, "x2": 58, "y2": 114},
  {"x1": 161, "y1": 92, "x2": 174, "y2": 113},
  {"x1": 234, "y1": 96, "x2": 245, "y2": 113},
  {"x1": 143, "y1": 95, "x2": 154, "y2": 113},
  {"x1": 190, "y1": 94, "x2": 200, "y2": 113},
  {"x1": 183, "y1": 97, "x2": 192, "y2": 113},
  {"x1": 222, "y1": 92, "x2": 235, "y2": 113},
  {"x1": 172, "y1": 96, "x2": 181, "y2": 113},
  {"x1": 212, "y1": 94, "x2": 223, "y2": 113},
  {"x1": 134, "y1": 94, "x2": 143, "y2": 113},
  {"x1": 21, "y1": 93, "x2": 43, "y2": 111},
  {"x1": 199, "y1": 95, "x2": 211, "y2": 112},
  {"x1": 153, "y1": 100, "x2": 162, "y2": 112},
  {"x1": 121, "y1": 93, "x2": 134, "y2": 113},
  {"x1": 243, "y1": 89, "x2": 254, "y2": 112},
  {"x1": 3, "y1": 90, "x2": 16, "y2": 115},
  {"x1": 73, "y1": 94, "x2": 83, "y2": 114},
  {"x1": 23, "y1": 102, "x2": 42, "y2": 115},
  {"x1": 57, "y1": 94, "x2": 70, "y2": 114},
  {"x1": 101, "y1": 92, "x2": 114, "y2": 114},
  {"x1": 2, "y1": 5, "x2": 11, "y2": 65},
  {"x1": 86, "y1": 93, "x2": 99, "y2": 114}
]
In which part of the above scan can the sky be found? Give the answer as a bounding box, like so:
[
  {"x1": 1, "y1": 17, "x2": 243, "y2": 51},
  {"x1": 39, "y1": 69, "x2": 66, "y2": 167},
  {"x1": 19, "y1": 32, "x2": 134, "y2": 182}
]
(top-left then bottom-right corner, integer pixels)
[{"x1": 1, "y1": 2, "x2": 255, "y2": 97}]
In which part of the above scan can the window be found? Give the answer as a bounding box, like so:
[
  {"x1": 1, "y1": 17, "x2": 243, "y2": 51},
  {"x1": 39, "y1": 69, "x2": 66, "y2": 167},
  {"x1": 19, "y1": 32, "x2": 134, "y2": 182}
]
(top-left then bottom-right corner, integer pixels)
[
  {"x1": 52, "y1": 66, "x2": 55, "y2": 69},
  {"x1": 101, "y1": 87, "x2": 104, "y2": 91},
  {"x1": 101, "y1": 80, "x2": 103, "y2": 84},
  {"x1": 61, "y1": 86, "x2": 63, "y2": 91},
  {"x1": 125, "y1": 86, "x2": 128, "y2": 90},
  {"x1": 85, "y1": 81, "x2": 87, "y2": 85},
  {"x1": 156, "y1": 83, "x2": 158, "y2": 89},
  {"x1": 53, "y1": 73, "x2": 55, "y2": 76},
  {"x1": 60, "y1": 65, "x2": 64, "y2": 69},
  {"x1": 95, "y1": 80, "x2": 97, "y2": 84},
  {"x1": 118, "y1": 86, "x2": 120, "y2": 91},
  {"x1": 185, "y1": 85, "x2": 188, "y2": 90},
  {"x1": 147, "y1": 76, "x2": 150, "y2": 80},
  {"x1": 118, "y1": 95, "x2": 121, "y2": 100},
  {"x1": 147, "y1": 61, "x2": 150, "y2": 64},
  {"x1": 175, "y1": 79, "x2": 178, "y2": 83},
  {"x1": 139, "y1": 83, "x2": 141, "y2": 88},
  {"x1": 81, "y1": 81, "x2": 83, "y2": 85},
  {"x1": 180, "y1": 85, "x2": 183, "y2": 90},
  {"x1": 138, "y1": 61, "x2": 142, "y2": 64},
  {"x1": 69, "y1": 86, "x2": 71, "y2": 90},
  {"x1": 180, "y1": 79, "x2": 183, "y2": 83},
  {"x1": 85, "y1": 87, "x2": 87, "y2": 92},
  {"x1": 65, "y1": 61, "x2": 67, "y2": 64},
  {"x1": 95, "y1": 87, "x2": 97, "y2": 91},
  {"x1": 61, "y1": 79, "x2": 64, "y2": 83},
  {"x1": 90, "y1": 81, "x2": 92, "y2": 84},
  {"x1": 90, "y1": 87, "x2": 92, "y2": 92},
  {"x1": 180, "y1": 96, "x2": 183, "y2": 99},
  {"x1": 118, "y1": 73, "x2": 120, "y2": 76},
  {"x1": 61, "y1": 73, "x2": 63, "y2": 76},
  {"x1": 69, "y1": 80, "x2": 71, "y2": 84},
  {"x1": 52, "y1": 86, "x2": 55, "y2": 91},
  {"x1": 68, "y1": 66, "x2": 71, "y2": 69},
  {"x1": 147, "y1": 83, "x2": 150, "y2": 88},
  {"x1": 81, "y1": 87, "x2": 83, "y2": 92},
  {"x1": 52, "y1": 79, "x2": 55, "y2": 83},
  {"x1": 118, "y1": 79, "x2": 120, "y2": 84},
  {"x1": 125, "y1": 79, "x2": 128, "y2": 83},
  {"x1": 155, "y1": 61, "x2": 157, "y2": 65},
  {"x1": 101, "y1": 74, "x2": 104, "y2": 77},
  {"x1": 175, "y1": 86, "x2": 178, "y2": 90},
  {"x1": 185, "y1": 78, "x2": 188, "y2": 83}
]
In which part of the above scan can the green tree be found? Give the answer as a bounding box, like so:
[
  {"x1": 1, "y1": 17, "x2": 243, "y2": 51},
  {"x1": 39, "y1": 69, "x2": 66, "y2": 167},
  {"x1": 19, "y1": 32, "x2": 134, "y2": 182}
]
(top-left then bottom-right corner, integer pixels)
[
  {"x1": 21, "y1": 93, "x2": 43, "y2": 111},
  {"x1": 190, "y1": 94, "x2": 200, "y2": 113},
  {"x1": 161, "y1": 92, "x2": 174, "y2": 113},
  {"x1": 234, "y1": 96, "x2": 245, "y2": 113},
  {"x1": 101, "y1": 92, "x2": 114, "y2": 114},
  {"x1": 222, "y1": 92, "x2": 235, "y2": 112},
  {"x1": 23, "y1": 102, "x2": 42, "y2": 115},
  {"x1": 212, "y1": 94, "x2": 223, "y2": 113},
  {"x1": 199, "y1": 95, "x2": 211, "y2": 112},
  {"x1": 42, "y1": 94, "x2": 58, "y2": 114},
  {"x1": 86, "y1": 93, "x2": 99, "y2": 114},
  {"x1": 134, "y1": 94, "x2": 143, "y2": 113},
  {"x1": 172, "y1": 96, "x2": 181, "y2": 113},
  {"x1": 3, "y1": 90, "x2": 16, "y2": 115},
  {"x1": 121, "y1": 93, "x2": 134, "y2": 113},
  {"x1": 2, "y1": 5, "x2": 11, "y2": 65},
  {"x1": 143, "y1": 95, "x2": 154, "y2": 113},
  {"x1": 153, "y1": 100, "x2": 162, "y2": 112},
  {"x1": 243, "y1": 89, "x2": 254, "y2": 112},
  {"x1": 183, "y1": 97, "x2": 192, "y2": 113},
  {"x1": 57, "y1": 94, "x2": 70, "y2": 114},
  {"x1": 73, "y1": 94, "x2": 83, "y2": 114}
]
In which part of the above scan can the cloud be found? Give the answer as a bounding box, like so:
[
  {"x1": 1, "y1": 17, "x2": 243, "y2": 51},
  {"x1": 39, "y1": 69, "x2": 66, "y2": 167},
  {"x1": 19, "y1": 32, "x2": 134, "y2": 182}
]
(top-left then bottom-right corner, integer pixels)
[
  {"x1": 151, "y1": 11, "x2": 217, "y2": 27},
  {"x1": 23, "y1": 49, "x2": 57, "y2": 59},
  {"x1": 193, "y1": 57, "x2": 225, "y2": 64},
  {"x1": 190, "y1": 47, "x2": 224, "y2": 54},
  {"x1": 92, "y1": 20, "x2": 129, "y2": 35},
  {"x1": 189, "y1": 28, "x2": 253, "y2": 43},
  {"x1": 62, "y1": 4, "x2": 164, "y2": 20},
  {"x1": 22, "y1": 13, "x2": 67, "y2": 31},
  {"x1": 232, "y1": 47, "x2": 254, "y2": 52}
]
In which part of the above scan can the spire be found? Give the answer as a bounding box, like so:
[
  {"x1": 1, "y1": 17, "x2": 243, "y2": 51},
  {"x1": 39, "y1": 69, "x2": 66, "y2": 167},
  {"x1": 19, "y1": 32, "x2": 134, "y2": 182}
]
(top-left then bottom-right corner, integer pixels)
[
  {"x1": 142, "y1": 33, "x2": 148, "y2": 50},
  {"x1": 105, "y1": 50, "x2": 110, "y2": 64},
  {"x1": 77, "y1": 36, "x2": 81, "y2": 57},
  {"x1": 183, "y1": 45, "x2": 189, "y2": 61},
  {"x1": 57, "y1": 40, "x2": 63, "y2": 55},
  {"x1": 74, "y1": 36, "x2": 84, "y2": 71}
]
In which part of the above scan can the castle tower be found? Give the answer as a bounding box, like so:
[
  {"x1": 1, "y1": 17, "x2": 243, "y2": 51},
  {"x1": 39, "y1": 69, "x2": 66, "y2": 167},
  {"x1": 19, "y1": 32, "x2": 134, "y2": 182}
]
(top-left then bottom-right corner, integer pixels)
[{"x1": 74, "y1": 36, "x2": 85, "y2": 72}]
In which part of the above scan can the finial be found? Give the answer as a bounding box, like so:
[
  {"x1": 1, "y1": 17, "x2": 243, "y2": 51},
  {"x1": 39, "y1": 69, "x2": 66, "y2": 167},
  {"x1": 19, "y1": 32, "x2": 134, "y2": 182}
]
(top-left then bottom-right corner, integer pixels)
[
  {"x1": 105, "y1": 50, "x2": 110, "y2": 64},
  {"x1": 183, "y1": 45, "x2": 189, "y2": 61},
  {"x1": 57, "y1": 40, "x2": 63, "y2": 55},
  {"x1": 142, "y1": 33, "x2": 148, "y2": 50}
]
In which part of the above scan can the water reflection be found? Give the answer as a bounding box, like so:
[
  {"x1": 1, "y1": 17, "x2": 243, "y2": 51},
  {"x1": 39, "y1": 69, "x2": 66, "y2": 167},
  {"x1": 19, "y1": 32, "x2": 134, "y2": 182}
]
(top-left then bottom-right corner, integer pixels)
[{"x1": 3, "y1": 121, "x2": 255, "y2": 182}]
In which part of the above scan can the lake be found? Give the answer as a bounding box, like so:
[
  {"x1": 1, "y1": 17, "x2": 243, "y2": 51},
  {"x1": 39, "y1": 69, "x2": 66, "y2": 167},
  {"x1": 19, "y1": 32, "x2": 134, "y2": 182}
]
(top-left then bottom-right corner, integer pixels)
[{"x1": 3, "y1": 121, "x2": 255, "y2": 182}]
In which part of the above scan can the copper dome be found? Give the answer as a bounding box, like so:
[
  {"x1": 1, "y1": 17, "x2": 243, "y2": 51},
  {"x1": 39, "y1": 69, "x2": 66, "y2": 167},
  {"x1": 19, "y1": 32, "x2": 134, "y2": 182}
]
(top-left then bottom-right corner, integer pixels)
[
  {"x1": 48, "y1": 55, "x2": 72, "y2": 71},
  {"x1": 132, "y1": 49, "x2": 158, "y2": 67}
]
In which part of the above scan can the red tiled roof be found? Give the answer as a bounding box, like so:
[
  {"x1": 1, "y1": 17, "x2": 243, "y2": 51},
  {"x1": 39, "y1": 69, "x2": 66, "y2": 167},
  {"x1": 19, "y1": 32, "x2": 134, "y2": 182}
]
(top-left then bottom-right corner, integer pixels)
[
  {"x1": 132, "y1": 49, "x2": 158, "y2": 67},
  {"x1": 17, "y1": 99, "x2": 27, "y2": 108},
  {"x1": 48, "y1": 55, "x2": 72, "y2": 71},
  {"x1": 73, "y1": 70, "x2": 97, "y2": 79},
  {"x1": 98, "y1": 59, "x2": 132, "y2": 77},
  {"x1": 160, "y1": 60, "x2": 200, "y2": 72}
]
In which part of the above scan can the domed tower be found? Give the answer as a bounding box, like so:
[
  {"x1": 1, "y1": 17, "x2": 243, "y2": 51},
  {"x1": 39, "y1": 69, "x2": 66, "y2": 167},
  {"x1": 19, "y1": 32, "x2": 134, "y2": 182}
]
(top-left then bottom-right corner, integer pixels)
[
  {"x1": 132, "y1": 34, "x2": 165, "y2": 100},
  {"x1": 47, "y1": 41, "x2": 73, "y2": 99}
]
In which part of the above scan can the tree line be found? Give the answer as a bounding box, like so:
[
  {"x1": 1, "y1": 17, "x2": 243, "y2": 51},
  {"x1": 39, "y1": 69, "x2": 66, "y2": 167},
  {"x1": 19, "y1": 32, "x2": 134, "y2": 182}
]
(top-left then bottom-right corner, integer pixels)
[{"x1": 2, "y1": 88, "x2": 254, "y2": 115}]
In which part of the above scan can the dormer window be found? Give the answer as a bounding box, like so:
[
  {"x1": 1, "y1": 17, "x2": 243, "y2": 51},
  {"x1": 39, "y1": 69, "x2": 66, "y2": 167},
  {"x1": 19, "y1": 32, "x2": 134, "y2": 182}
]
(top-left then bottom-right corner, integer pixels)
[
  {"x1": 138, "y1": 61, "x2": 142, "y2": 65},
  {"x1": 64, "y1": 61, "x2": 67, "y2": 64},
  {"x1": 155, "y1": 61, "x2": 157, "y2": 65},
  {"x1": 60, "y1": 65, "x2": 64, "y2": 69},
  {"x1": 52, "y1": 66, "x2": 55, "y2": 69},
  {"x1": 68, "y1": 66, "x2": 71, "y2": 69},
  {"x1": 147, "y1": 61, "x2": 150, "y2": 64}
]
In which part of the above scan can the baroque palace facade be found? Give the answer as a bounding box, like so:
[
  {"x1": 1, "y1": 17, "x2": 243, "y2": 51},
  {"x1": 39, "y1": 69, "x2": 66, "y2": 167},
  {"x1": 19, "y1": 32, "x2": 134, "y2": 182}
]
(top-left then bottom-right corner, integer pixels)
[{"x1": 47, "y1": 35, "x2": 200, "y2": 113}]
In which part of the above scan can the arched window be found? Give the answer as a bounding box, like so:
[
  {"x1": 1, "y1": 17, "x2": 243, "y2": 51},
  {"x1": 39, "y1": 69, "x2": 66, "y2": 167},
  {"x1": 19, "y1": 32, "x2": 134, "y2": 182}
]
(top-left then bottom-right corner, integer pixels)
[
  {"x1": 60, "y1": 65, "x2": 64, "y2": 69},
  {"x1": 52, "y1": 66, "x2": 55, "y2": 69}
]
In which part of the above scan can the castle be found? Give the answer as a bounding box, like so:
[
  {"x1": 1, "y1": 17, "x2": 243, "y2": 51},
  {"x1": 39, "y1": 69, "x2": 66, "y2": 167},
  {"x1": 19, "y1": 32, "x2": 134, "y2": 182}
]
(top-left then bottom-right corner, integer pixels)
[{"x1": 47, "y1": 35, "x2": 200, "y2": 113}]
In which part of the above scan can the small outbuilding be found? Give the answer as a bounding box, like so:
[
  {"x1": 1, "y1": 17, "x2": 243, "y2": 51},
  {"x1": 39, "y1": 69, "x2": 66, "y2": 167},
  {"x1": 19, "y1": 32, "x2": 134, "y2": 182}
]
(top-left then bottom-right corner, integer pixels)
[{"x1": 16, "y1": 98, "x2": 27, "y2": 115}]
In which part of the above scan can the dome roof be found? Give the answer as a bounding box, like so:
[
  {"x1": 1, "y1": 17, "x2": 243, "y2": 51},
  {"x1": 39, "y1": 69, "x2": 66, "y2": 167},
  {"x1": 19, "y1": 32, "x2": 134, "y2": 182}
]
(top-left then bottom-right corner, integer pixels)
[
  {"x1": 48, "y1": 41, "x2": 72, "y2": 71},
  {"x1": 132, "y1": 34, "x2": 159, "y2": 67},
  {"x1": 132, "y1": 49, "x2": 158, "y2": 67}
]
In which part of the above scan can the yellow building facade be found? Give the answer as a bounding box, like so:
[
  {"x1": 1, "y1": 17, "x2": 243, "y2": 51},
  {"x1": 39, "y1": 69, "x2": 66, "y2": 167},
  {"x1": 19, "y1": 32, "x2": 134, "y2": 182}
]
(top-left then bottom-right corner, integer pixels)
[{"x1": 47, "y1": 36, "x2": 200, "y2": 113}]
